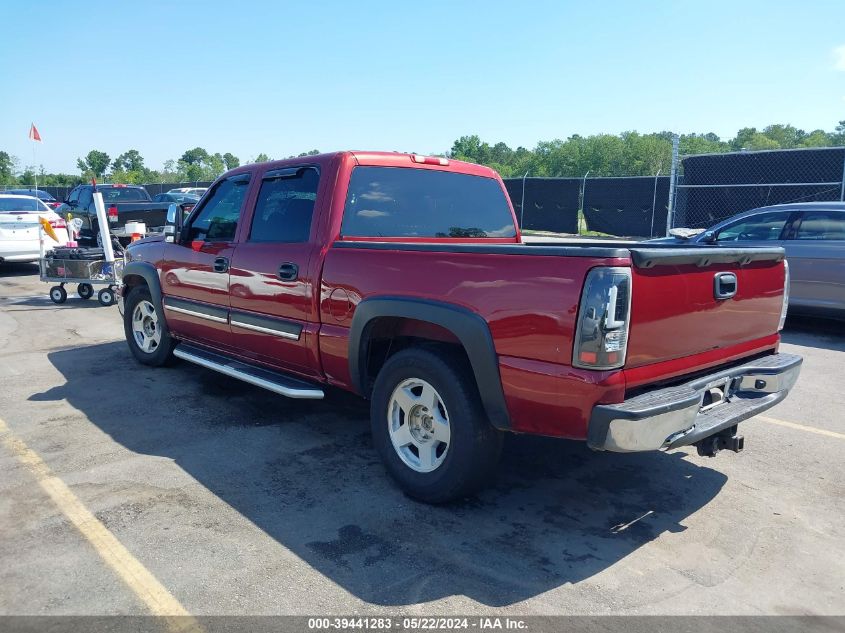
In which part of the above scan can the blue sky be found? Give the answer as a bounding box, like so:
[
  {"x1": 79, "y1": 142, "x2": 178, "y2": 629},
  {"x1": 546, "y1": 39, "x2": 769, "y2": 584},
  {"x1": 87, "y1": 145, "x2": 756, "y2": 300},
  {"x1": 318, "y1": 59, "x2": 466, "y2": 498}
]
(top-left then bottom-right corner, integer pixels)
[{"x1": 2, "y1": 0, "x2": 844, "y2": 173}]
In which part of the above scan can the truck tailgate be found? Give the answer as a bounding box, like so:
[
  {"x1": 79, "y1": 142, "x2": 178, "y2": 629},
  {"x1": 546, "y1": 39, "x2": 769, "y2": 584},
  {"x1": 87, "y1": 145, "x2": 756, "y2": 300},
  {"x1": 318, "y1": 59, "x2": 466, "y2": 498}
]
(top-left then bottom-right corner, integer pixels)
[
  {"x1": 625, "y1": 247, "x2": 786, "y2": 368},
  {"x1": 115, "y1": 204, "x2": 168, "y2": 230}
]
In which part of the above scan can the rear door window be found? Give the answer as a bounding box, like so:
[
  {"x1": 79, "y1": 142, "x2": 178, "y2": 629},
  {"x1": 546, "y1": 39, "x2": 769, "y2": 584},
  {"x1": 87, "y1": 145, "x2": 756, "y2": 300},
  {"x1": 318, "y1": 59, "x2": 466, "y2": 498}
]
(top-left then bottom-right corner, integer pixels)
[
  {"x1": 793, "y1": 211, "x2": 845, "y2": 240},
  {"x1": 184, "y1": 175, "x2": 250, "y2": 242},
  {"x1": 715, "y1": 212, "x2": 791, "y2": 242},
  {"x1": 78, "y1": 187, "x2": 93, "y2": 211},
  {"x1": 249, "y1": 167, "x2": 319, "y2": 242},
  {"x1": 340, "y1": 167, "x2": 516, "y2": 238}
]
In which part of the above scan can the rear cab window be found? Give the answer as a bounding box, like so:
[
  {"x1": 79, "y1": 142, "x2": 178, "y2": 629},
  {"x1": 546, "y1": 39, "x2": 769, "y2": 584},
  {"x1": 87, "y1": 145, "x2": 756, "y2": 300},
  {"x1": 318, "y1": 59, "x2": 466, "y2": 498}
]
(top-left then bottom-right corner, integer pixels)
[
  {"x1": 340, "y1": 167, "x2": 516, "y2": 239},
  {"x1": 99, "y1": 187, "x2": 149, "y2": 202}
]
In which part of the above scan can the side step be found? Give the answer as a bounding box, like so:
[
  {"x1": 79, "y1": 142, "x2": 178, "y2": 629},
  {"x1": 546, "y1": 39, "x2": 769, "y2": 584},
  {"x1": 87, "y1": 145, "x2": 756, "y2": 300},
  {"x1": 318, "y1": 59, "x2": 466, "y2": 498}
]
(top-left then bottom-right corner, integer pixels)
[{"x1": 174, "y1": 344, "x2": 324, "y2": 399}]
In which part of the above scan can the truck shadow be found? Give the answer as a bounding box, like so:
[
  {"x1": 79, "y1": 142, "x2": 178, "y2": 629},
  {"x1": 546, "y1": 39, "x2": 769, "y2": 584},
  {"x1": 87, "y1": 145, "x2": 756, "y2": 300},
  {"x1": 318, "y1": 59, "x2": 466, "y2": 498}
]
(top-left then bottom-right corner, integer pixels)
[
  {"x1": 34, "y1": 342, "x2": 727, "y2": 607},
  {"x1": 0, "y1": 262, "x2": 40, "y2": 277},
  {"x1": 781, "y1": 314, "x2": 845, "y2": 352}
]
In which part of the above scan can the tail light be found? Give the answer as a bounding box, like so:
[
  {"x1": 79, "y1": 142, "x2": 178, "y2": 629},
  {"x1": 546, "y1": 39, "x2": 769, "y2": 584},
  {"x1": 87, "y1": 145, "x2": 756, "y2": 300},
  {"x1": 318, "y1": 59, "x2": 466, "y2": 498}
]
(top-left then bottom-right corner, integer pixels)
[
  {"x1": 778, "y1": 259, "x2": 790, "y2": 331},
  {"x1": 108, "y1": 205, "x2": 119, "y2": 223},
  {"x1": 573, "y1": 267, "x2": 632, "y2": 370},
  {"x1": 49, "y1": 218, "x2": 67, "y2": 229}
]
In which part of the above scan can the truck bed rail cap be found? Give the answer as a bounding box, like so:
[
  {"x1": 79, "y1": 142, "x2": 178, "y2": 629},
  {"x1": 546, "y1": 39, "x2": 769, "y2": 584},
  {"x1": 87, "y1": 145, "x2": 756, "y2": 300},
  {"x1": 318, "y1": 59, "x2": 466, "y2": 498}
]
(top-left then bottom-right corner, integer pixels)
[
  {"x1": 630, "y1": 246, "x2": 785, "y2": 269},
  {"x1": 332, "y1": 241, "x2": 631, "y2": 259}
]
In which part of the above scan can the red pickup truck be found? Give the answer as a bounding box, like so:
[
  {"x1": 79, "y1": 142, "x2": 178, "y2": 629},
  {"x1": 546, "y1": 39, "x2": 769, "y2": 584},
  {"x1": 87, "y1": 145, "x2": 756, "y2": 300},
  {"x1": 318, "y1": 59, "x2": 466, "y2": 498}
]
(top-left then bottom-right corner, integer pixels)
[{"x1": 118, "y1": 151, "x2": 801, "y2": 503}]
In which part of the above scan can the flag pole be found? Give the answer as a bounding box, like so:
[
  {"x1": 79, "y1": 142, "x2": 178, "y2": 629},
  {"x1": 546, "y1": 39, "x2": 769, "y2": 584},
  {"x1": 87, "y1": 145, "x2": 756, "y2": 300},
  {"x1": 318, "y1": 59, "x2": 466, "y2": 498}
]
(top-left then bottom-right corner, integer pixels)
[{"x1": 29, "y1": 123, "x2": 40, "y2": 193}]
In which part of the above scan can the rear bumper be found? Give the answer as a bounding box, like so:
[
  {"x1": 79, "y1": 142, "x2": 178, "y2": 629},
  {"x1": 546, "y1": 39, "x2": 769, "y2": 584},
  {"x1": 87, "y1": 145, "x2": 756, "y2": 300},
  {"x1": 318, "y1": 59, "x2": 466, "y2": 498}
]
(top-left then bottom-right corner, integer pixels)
[
  {"x1": 587, "y1": 353, "x2": 802, "y2": 452},
  {"x1": 0, "y1": 252, "x2": 39, "y2": 262},
  {"x1": 0, "y1": 241, "x2": 39, "y2": 262}
]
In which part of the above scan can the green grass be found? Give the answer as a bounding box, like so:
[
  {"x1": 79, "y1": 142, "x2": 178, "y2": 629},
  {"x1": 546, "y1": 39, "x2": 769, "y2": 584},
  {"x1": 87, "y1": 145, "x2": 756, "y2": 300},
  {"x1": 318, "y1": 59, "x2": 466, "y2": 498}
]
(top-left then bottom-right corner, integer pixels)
[{"x1": 521, "y1": 210, "x2": 617, "y2": 238}]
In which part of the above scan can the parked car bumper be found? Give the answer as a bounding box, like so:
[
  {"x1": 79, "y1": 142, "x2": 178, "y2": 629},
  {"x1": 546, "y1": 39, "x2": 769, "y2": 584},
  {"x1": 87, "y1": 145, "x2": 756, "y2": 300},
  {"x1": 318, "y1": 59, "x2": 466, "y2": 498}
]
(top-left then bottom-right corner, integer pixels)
[
  {"x1": 587, "y1": 353, "x2": 802, "y2": 452},
  {"x1": 0, "y1": 241, "x2": 39, "y2": 263}
]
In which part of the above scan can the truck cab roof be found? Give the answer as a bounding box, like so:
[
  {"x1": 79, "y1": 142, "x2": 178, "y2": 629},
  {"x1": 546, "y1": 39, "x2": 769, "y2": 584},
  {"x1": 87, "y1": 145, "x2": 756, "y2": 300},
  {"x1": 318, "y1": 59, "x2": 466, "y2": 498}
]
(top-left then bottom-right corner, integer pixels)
[{"x1": 224, "y1": 151, "x2": 499, "y2": 180}]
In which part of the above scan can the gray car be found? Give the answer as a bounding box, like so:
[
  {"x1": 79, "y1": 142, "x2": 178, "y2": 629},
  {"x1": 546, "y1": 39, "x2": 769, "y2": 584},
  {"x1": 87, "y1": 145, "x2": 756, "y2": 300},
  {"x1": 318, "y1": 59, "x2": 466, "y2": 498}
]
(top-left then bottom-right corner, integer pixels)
[{"x1": 674, "y1": 202, "x2": 845, "y2": 317}]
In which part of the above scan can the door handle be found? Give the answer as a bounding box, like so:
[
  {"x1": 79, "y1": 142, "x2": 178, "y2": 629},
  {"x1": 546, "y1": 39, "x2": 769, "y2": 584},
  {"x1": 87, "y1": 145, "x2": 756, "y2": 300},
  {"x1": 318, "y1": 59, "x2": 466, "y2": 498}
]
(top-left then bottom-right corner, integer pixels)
[
  {"x1": 277, "y1": 262, "x2": 298, "y2": 281},
  {"x1": 714, "y1": 272, "x2": 737, "y2": 300},
  {"x1": 213, "y1": 256, "x2": 229, "y2": 273}
]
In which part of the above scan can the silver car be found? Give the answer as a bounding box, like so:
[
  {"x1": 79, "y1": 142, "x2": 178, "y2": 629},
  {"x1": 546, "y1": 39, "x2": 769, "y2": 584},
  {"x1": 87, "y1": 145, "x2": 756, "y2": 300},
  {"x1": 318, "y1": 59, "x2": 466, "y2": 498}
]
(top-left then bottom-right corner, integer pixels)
[{"x1": 680, "y1": 202, "x2": 845, "y2": 316}]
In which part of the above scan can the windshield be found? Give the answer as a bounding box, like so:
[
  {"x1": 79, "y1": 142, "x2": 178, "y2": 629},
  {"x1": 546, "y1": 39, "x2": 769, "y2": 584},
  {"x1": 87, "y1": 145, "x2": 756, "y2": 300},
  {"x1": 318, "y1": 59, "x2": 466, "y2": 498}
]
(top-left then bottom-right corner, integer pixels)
[
  {"x1": 341, "y1": 167, "x2": 516, "y2": 239},
  {"x1": 0, "y1": 197, "x2": 49, "y2": 213}
]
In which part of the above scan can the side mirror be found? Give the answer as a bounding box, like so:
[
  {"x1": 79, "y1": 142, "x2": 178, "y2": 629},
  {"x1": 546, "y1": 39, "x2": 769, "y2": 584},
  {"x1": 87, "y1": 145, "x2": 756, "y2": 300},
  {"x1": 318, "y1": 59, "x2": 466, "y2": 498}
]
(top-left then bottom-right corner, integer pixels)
[
  {"x1": 164, "y1": 203, "x2": 181, "y2": 243},
  {"x1": 702, "y1": 230, "x2": 716, "y2": 243},
  {"x1": 66, "y1": 199, "x2": 77, "y2": 208}
]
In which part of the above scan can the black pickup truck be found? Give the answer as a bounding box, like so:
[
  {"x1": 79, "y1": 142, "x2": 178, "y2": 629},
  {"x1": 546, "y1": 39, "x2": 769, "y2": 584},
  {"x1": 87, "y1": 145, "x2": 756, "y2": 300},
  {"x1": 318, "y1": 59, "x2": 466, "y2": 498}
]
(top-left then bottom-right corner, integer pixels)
[{"x1": 58, "y1": 184, "x2": 197, "y2": 244}]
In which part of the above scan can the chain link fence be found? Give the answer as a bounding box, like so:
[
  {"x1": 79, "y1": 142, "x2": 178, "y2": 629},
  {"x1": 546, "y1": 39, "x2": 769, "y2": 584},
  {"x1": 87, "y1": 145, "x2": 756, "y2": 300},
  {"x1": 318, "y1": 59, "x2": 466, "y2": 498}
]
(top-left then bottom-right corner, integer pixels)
[
  {"x1": 6, "y1": 146, "x2": 844, "y2": 238},
  {"x1": 669, "y1": 146, "x2": 845, "y2": 229},
  {"x1": 1, "y1": 183, "x2": 75, "y2": 200}
]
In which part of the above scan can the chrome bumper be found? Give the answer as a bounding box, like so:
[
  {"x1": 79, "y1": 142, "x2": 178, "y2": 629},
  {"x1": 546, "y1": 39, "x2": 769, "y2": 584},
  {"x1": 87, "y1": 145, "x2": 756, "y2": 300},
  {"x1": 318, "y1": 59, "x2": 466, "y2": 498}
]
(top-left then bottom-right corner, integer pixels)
[{"x1": 587, "y1": 353, "x2": 802, "y2": 452}]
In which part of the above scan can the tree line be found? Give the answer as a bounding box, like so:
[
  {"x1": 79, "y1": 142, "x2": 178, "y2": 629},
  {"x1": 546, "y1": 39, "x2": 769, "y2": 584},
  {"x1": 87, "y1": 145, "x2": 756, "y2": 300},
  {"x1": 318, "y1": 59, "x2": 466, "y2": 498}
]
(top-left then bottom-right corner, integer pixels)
[
  {"x1": 0, "y1": 147, "x2": 320, "y2": 187},
  {"x1": 448, "y1": 121, "x2": 845, "y2": 178},
  {"x1": 2, "y1": 121, "x2": 844, "y2": 187}
]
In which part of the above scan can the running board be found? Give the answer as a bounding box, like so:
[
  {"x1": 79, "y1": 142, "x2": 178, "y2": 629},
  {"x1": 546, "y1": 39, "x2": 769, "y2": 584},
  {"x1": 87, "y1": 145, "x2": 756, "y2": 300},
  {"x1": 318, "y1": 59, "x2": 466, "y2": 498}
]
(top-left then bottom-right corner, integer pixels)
[{"x1": 174, "y1": 344, "x2": 324, "y2": 399}]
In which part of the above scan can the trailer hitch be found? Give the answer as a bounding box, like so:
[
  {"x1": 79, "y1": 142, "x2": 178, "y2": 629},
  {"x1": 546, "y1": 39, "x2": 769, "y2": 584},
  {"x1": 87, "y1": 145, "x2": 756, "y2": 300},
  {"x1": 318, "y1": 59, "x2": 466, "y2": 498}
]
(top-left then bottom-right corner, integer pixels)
[{"x1": 695, "y1": 425, "x2": 744, "y2": 457}]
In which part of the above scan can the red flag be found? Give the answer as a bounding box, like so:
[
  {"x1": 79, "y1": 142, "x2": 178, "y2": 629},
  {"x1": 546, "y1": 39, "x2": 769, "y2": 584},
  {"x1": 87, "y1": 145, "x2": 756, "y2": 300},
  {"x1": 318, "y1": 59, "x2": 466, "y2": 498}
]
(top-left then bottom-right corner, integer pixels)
[{"x1": 29, "y1": 123, "x2": 42, "y2": 142}]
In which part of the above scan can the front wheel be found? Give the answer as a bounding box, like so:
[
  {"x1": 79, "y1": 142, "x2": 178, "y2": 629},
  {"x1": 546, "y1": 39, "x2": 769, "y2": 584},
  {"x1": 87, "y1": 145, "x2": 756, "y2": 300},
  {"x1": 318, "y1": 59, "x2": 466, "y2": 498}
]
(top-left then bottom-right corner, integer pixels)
[
  {"x1": 123, "y1": 286, "x2": 176, "y2": 366},
  {"x1": 370, "y1": 347, "x2": 503, "y2": 503},
  {"x1": 49, "y1": 285, "x2": 67, "y2": 304}
]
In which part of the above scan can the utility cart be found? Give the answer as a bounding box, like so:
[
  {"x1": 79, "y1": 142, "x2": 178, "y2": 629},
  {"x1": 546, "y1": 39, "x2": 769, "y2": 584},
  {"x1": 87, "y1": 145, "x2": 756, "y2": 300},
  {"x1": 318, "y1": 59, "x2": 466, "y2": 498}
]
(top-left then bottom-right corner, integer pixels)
[{"x1": 40, "y1": 246, "x2": 124, "y2": 306}]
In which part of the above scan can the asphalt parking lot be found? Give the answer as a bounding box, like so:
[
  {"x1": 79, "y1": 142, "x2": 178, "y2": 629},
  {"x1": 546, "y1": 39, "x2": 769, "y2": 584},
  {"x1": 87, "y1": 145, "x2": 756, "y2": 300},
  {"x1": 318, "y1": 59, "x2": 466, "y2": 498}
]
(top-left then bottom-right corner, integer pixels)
[{"x1": 1, "y1": 262, "x2": 843, "y2": 617}]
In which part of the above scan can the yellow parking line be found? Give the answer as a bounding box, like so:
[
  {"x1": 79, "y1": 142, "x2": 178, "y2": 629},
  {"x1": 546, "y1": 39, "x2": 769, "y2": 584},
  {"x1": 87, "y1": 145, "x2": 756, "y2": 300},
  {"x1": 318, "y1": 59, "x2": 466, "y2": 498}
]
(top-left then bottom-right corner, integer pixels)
[
  {"x1": 757, "y1": 415, "x2": 845, "y2": 440},
  {"x1": 0, "y1": 417, "x2": 202, "y2": 633}
]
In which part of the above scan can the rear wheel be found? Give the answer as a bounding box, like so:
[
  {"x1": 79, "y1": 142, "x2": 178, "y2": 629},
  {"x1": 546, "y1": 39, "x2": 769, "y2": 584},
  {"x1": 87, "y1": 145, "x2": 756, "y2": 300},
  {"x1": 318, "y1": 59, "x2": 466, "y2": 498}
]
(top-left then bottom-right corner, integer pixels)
[
  {"x1": 97, "y1": 287, "x2": 115, "y2": 306},
  {"x1": 370, "y1": 347, "x2": 503, "y2": 503},
  {"x1": 123, "y1": 286, "x2": 176, "y2": 366}
]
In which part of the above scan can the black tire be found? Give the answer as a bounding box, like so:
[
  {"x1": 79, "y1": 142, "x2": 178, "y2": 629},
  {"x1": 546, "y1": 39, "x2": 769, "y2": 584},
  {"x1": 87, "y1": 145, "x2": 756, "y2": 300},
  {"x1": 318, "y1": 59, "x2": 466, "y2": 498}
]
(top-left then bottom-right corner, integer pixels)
[
  {"x1": 77, "y1": 283, "x2": 94, "y2": 300},
  {"x1": 123, "y1": 286, "x2": 176, "y2": 366},
  {"x1": 97, "y1": 287, "x2": 115, "y2": 306},
  {"x1": 370, "y1": 347, "x2": 503, "y2": 503},
  {"x1": 49, "y1": 285, "x2": 67, "y2": 304}
]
